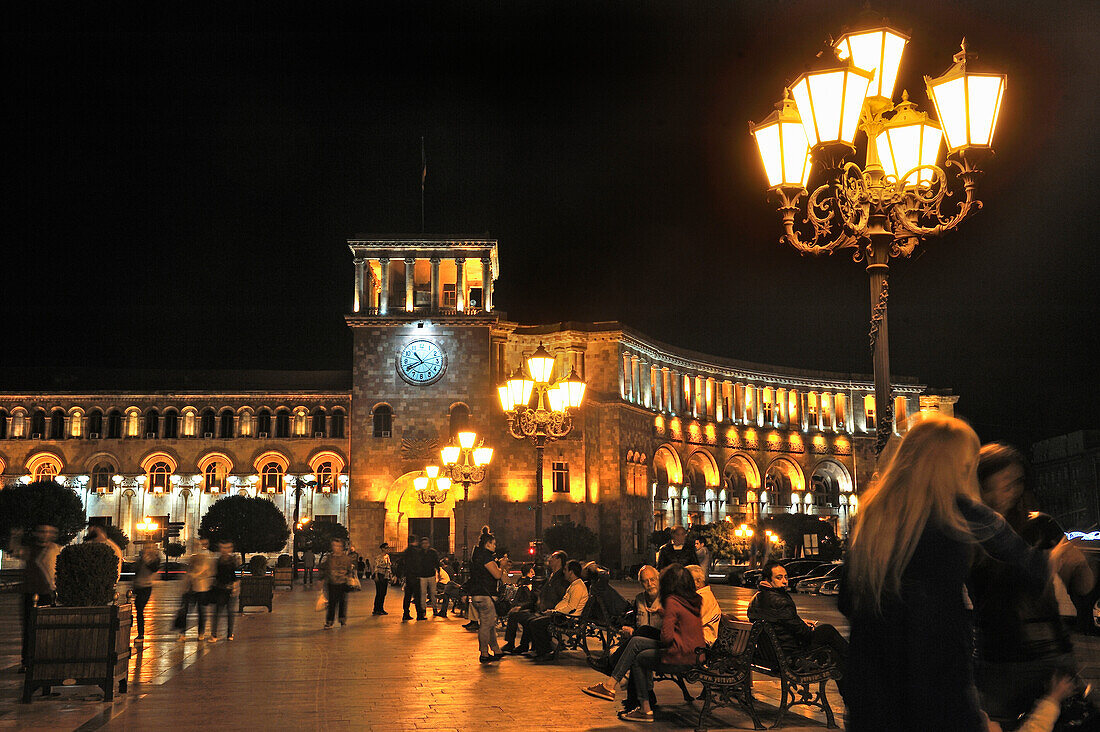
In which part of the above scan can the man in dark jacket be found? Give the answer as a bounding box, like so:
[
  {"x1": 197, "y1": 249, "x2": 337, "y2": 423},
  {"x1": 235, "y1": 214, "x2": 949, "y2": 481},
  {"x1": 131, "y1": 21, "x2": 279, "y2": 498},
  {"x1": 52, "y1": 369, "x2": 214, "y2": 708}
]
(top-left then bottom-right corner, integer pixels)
[
  {"x1": 401, "y1": 536, "x2": 423, "y2": 621},
  {"x1": 502, "y1": 550, "x2": 569, "y2": 654},
  {"x1": 656, "y1": 526, "x2": 698, "y2": 569},
  {"x1": 747, "y1": 561, "x2": 848, "y2": 680}
]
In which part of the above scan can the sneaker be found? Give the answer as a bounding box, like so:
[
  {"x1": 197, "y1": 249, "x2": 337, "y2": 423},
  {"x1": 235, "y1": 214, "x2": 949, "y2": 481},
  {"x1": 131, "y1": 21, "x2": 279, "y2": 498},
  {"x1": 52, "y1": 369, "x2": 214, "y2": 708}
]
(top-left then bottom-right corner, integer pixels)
[
  {"x1": 226, "y1": 635, "x2": 234, "y2": 641},
  {"x1": 339, "y1": 621, "x2": 346, "y2": 626},
  {"x1": 582, "y1": 683, "x2": 616, "y2": 701},
  {"x1": 207, "y1": 636, "x2": 219, "y2": 643},
  {"x1": 501, "y1": 643, "x2": 517, "y2": 654},
  {"x1": 372, "y1": 611, "x2": 384, "y2": 616},
  {"x1": 379, "y1": 610, "x2": 389, "y2": 615},
  {"x1": 618, "y1": 708, "x2": 654, "y2": 723},
  {"x1": 323, "y1": 623, "x2": 333, "y2": 630},
  {"x1": 479, "y1": 655, "x2": 494, "y2": 664}
]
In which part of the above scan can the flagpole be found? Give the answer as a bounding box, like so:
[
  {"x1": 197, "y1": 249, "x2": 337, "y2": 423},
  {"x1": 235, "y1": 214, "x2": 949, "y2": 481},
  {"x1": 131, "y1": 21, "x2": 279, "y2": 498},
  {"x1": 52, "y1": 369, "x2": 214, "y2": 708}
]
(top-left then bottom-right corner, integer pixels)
[{"x1": 420, "y1": 136, "x2": 426, "y2": 233}]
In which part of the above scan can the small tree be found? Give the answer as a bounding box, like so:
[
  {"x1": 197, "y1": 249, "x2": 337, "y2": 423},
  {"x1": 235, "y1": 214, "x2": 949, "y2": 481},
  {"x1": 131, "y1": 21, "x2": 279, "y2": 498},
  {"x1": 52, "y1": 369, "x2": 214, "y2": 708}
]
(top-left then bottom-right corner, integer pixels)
[
  {"x1": 0, "y1": 480, "x2": 87, "y2": 546},
  {"x1": 166, "y1": 542, "x2": 186, "y2": 559},
  {"x1": 294, "y1": 521, "x2": 350, "y2": 556},
  {"x1": 199, "y1": 495, "x2": 290, "y2": 563},
  {"x1": 692, "y1": 522, "x2": 740, "y2": 562},
  {"x1": 56, "y1": 542, "x2": 119, "y2": 606},
  {"x1": 542, "y1": 521, "x2": 600, "y2": 561}
]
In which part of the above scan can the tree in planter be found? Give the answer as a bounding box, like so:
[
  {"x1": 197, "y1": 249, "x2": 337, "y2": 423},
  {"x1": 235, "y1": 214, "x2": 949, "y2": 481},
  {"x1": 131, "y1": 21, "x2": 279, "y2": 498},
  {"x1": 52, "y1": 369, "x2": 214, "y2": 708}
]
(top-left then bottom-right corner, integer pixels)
[
  {"x1": 86, "y1": 525, "x2": 130, "y2": 554},
  {"x1": 692, "y1": 522, "x2": 741, "y2": 562},
  {"x1": 294, "y1": 521, "x2": 350, "y2": 558},
  {"x1": 56, "y1": 542, "x2": 120, "y2": 606},
  {"x1": 0, "y1": 480, "x2": 86, "y2": 546},
  {"x1": 166, "y1": 542, "x2": 186, "y2": 559},
  {"x1": 542, "y1": 521, "x2": 600, "y2": 561},
  {"x1": 199, "y1": 495, "x2": 289, "y2": 564}
]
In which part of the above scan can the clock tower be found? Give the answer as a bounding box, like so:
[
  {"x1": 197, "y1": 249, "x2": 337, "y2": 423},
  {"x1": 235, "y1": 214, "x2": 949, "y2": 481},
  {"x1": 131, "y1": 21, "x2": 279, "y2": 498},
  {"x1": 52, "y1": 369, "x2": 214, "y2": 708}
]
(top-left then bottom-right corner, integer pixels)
[{"x1": 344, "y1": 237, "x2": 500, "y2": 554}]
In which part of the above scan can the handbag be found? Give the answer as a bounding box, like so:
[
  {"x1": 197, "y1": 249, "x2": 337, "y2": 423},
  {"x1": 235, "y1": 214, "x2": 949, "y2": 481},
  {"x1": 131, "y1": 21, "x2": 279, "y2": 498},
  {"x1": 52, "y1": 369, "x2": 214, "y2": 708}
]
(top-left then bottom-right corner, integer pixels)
[
  {"x1": 315, "y1": 590, "x2": 328, "y2": 612},
  {"x1": 347, "y1": 574, "x2": 362, "y2": 591}
]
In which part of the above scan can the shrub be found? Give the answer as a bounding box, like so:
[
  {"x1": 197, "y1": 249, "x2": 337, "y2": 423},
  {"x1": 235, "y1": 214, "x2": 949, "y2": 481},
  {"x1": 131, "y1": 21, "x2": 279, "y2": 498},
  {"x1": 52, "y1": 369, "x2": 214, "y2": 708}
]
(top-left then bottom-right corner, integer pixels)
[
  {"x1": 248, "y1": 554, "x2": 269, "y2": 577},
  {"x1": 276, "y1": 553, "x2": 292, "y2": 568},
  {"x1": 542, "y1": 521, "x2": 600, "y2": 561},
  {"x1": 56, "y1": 542, "x2": 118, "y2": 606},
  {"x1": 294, "y1": 521, "x2": 350, "y2": 555},
  {"x1": 0, "y1": 480, "x2": 87, "y2": 546},
  {"x1": 166, "y1": 542, "x2": 186, "y2": 558}
]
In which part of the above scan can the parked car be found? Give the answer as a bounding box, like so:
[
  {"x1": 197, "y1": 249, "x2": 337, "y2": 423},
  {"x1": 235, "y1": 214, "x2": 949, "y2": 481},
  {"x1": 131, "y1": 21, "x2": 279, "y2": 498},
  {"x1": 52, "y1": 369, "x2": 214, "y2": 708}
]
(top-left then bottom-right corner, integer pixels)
[
  {"x1": 818, "y1": 578, "x2": 840, "y2": 596},
  {"x1": 709, "y1": 559, "x2": 748, "y2": 585},
  {"x1": 740, "y1": 558, "x2": 824, "y2": 588},
  {"x1": 795, "y1": 564, "x2": 843, "y2": 594},
  {"x1": 790, "y1": 561, "x2": 842, "y2": 592}
]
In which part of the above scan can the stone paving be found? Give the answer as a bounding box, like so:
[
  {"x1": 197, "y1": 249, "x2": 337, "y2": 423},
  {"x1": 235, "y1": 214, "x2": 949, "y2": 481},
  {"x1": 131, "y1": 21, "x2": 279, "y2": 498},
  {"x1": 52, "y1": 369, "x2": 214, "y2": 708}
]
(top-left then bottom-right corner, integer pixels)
[{"x1": 2, "y1": 580, "x2": 1098, "y2": 732}]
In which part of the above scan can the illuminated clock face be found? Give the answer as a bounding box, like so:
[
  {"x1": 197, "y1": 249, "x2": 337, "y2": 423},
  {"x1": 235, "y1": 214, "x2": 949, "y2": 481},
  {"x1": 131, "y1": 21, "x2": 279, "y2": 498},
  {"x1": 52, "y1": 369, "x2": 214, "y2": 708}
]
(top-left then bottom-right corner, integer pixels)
[{"x1": 397, "y1": 339, "x2": 447, "y2": 386}]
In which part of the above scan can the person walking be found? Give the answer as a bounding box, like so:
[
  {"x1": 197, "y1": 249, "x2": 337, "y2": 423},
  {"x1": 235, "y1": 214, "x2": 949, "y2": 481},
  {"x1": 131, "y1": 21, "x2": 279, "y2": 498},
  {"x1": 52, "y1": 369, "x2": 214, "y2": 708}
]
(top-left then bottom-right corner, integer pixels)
[
  {"x1": 840, "y1": 415, "x2": 1050, "y2": 732},
  {"x1": 176, "y1": 538, "x2": 213, "y2": 641},
  {"x1": 321, "y1": 539, "x2": 354, "y2": 628},
  {"x1": 209, "y1": 541, "x2": 239, "y2": 642},
  {"x1": 401, "y1": 536, "x2": 423, "y2": 621},
  {"x1": 656, "y1": 526, "x2": 697, "y2": 570},
  {"x1": 17, "y1": 525, "x2": 61, "y2": 673},
  {"x1": 692, "y1": 537, "x2": 711, "y2": 583},
  {"x1": 132, "y1": 543, "x2": 161, "y2": 646},
  {"x1": 372, "y1": 542, "x2": 392, "y2": 615},
  {"x1": 418, "y1": 536, "x2": 441, "y2": 618},
  {"x1": 468, "y1": 532, "x2": 508, "y2": 663},
  {"x1": 302, "y1": 547, "x2": 316, "y2": 587}
]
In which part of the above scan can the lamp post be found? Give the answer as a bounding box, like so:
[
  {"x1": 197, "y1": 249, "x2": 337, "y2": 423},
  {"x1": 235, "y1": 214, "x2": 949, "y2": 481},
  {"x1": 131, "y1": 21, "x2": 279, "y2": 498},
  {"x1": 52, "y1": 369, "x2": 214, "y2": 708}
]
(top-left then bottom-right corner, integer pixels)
[
  {"x1": 497, "y1": 343, "x2": 586, "y2": 551},
  {"x1": 750, "y1": 25, "x2": 1006, "y2": 454},
  {"x1": 440, "y1": 431, "x2": 494, "y2": 568},
  {"x1": 414, "y1": 466, "x2": 451, "y2": 552}
]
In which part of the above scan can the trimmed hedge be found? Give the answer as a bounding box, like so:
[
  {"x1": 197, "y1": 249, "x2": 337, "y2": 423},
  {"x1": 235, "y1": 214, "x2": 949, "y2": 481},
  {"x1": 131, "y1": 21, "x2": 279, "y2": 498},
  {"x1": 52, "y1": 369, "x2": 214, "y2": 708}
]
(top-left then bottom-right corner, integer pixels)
[{"x1": 56, "y1": 542, "x2": 118, "y2": 606}]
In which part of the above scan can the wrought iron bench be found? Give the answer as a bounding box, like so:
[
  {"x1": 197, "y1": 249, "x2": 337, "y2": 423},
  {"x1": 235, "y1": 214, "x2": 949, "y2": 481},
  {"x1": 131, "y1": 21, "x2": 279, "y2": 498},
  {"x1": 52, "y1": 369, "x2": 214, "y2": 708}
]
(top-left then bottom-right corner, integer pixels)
[
  {"x1": 685, "y1": 617, "x2": 764, "y2": 731},
  {"x1": 749, "y1": 620, "x2": 840, "y2": 729}
]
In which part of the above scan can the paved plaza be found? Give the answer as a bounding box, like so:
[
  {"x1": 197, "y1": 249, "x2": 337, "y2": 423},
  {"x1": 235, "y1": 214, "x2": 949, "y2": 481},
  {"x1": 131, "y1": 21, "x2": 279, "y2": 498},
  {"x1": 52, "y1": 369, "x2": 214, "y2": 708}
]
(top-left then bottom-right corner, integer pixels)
[{"x1": 2, "y1": 581, "x2": 1098, "y2": 732}]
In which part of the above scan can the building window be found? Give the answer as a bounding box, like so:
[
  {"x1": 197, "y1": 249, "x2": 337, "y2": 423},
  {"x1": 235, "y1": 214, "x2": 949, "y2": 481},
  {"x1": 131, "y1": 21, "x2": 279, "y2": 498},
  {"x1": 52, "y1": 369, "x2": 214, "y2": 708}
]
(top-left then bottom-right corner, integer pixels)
[
  {"x1": 552, "y1": 461, "x2": 569, "y2": 493},
  {"x1": 442, "y1": 284, "x2": 457, "y2": 308},
  {"x1": 257, "y1": 409, "x2": 272, "y2": 436},
  {"x1": 34, "y1": 462, "x2": 59, "y2": 482},
  {"x1": 275, "y1": 409, "x2": 291, "y2": 438},
  {"x1": 864, "y1": 395, "x2": 876, "y2": 431},
  {"x1": 144, "y1": 409, "x2": 159, "y2": 438},
  {"x1": 0, "y1": 409, "x2": 7, "y2": 439},
  {"x1": 148, "y1": 462, "x2": 172, "y2": 493},
  {"x1": 373, "y1": 405, "x2": 393, "y2": 438},
  {"x1": 219, "y1": 409, "x2": 234, "y2": 438},
  {"x1": 92, "y1": 462, "x2": 115, "y2": 493},
  {"x1": 31, "y1": 409, "x2": 46, "y2": 438},
  {"x1": 330, "y1": 409, "x2": 345, "y2": 438},
  {"x1": 317, "y1": 462, "x2": 334, "y2": 492},
  {"x1": 200, "y1": 409, "x2": 216, "y2": 437},
  {"x1": 449, "y1": 404, "x2": 470, "y2": 438},
  {"x1": 311, "y1": 408, "x2": 326, "y2": 437},
  {"x1": 163, "y1": 410, "x2": 179, "y2": 438},
  {"x1": 261, "y1": 462, "x2": 284, "y2": 493},
  {"x1": 762, "y1": 401, "x2": 773, "y2": 423},
  {"x1": 107, "y1": 410, "x2": 123, "y2": 439},
  {"x1": 49, "y1": 409, "x2": 65, "y2": 439},
  {"x1": 204, "y1": 463, "x2": 227, "y2": 493}
]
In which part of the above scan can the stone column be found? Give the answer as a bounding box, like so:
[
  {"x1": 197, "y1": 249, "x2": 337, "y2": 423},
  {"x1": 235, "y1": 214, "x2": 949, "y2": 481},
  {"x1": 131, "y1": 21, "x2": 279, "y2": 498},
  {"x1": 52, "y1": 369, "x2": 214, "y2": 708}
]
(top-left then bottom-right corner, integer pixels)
[
  {"x1": 622, "y1": 354, "x2": 632, "y2": 400},
  {"x1": 430, "y1": 257, "x2": 441, "y2": 313},
  {"x1": 632, "y1": 357, "x2": 642, "y2": 406},
  {"x1": 404, "y1": 257, "x2": 415, "y2": 312},
  {"x1": 455, "y1": 258, "x2": 466, "y2": 311},
  {"x1": 379, "y1": 258, "x2": 390, "y2": 316},
  {"x1": 481, "y1": 256, "x2": 493, "y2": 311},
  {"x1": 353, "y1": 258, "x2": 364, "y2": 313}
]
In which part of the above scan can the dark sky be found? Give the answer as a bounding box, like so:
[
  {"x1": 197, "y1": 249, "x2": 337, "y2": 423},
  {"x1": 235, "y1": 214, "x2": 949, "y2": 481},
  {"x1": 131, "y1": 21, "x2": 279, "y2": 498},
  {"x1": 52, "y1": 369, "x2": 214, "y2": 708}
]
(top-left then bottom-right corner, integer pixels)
[{"x1": 4, "y1": 1, "x2": 1097, "y2": 450}]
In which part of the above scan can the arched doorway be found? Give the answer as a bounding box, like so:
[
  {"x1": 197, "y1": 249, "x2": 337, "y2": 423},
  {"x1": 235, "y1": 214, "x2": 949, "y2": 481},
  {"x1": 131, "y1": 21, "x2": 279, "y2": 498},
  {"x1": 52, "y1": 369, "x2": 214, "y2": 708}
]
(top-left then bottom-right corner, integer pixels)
[
  {"x1": 383, "y1": 472, "x2": 457, "y2": 554},
  {"x1": 811, "y1": 459, "x2": 854, "y2": 535},
  {"x1": 652, "y1": 445, "x2": 683, "y2": 531},
  {"x1": 685, "y1": 450, "x2": 719, "y2": 526},
  {"x1": 723, "y1": 453, "x2": 760, "y2": 521},
  {"x1": 764, "y1": 457, "x2": 805, "y2": 515}
]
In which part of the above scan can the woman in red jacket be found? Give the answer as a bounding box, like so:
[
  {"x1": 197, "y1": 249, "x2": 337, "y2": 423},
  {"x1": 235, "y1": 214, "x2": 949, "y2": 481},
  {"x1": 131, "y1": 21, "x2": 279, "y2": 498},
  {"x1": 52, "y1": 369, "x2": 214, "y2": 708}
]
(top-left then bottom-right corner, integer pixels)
[{"x1": 582, "y1": 564, "x2": 705, "y2": 723}]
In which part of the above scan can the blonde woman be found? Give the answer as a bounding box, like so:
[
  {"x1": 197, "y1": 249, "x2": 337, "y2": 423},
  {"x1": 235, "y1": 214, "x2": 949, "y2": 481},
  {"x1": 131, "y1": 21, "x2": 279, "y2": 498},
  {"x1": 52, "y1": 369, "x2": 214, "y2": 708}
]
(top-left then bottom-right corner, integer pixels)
[{"x1": 839, "y1": 415, "x2": 1049, "y2": 732}]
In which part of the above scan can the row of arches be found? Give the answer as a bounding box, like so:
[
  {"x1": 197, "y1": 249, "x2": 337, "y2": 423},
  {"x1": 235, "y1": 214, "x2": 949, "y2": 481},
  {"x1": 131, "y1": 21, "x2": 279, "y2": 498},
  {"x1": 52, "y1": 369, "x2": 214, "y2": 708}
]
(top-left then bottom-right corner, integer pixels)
[{"x1": 0, "y1": 406, "x2": 347, "y2": 441}]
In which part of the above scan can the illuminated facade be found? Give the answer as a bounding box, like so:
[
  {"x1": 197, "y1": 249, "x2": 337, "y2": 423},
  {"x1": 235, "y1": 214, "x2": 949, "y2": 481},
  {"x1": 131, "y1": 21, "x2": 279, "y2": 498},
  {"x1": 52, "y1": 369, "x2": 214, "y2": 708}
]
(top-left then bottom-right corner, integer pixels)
[{"x1": 0, "y1": 237, "x2": 957, "y2": 569}]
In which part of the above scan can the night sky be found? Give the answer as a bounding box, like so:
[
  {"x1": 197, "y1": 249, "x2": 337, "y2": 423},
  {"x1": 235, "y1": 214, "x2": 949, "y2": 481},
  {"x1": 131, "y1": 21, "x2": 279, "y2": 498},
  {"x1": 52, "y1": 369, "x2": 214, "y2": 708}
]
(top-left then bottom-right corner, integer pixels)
[{"x1": 4, "y1": 1, "x2": 1097, "y2": 450}]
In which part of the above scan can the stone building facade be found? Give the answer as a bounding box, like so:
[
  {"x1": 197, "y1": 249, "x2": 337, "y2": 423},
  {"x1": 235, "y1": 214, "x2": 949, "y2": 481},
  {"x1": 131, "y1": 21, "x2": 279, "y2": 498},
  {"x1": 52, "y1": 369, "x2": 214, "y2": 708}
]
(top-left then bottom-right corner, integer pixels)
[
  {"x1": 1033, "y1": 430, "x2": 1100, "y2": 533},
  {"x1": 0, "y1": 236, "x2": 957, "y2": 569}
]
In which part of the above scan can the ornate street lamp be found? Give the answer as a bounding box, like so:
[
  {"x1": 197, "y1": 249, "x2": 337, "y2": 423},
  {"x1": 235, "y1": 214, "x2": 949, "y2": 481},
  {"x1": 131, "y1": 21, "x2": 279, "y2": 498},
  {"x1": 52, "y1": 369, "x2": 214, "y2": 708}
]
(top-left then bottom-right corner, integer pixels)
[
  {"x1": 440, "y1": 430, "x2": 493, "y2": 567},
  {"x1": 497, "y1": 343, "x2": 586, "y2": 550},
  {"x1": 414, "y1": 465, "x2": 451, "y2": 552},
  {"x1": 750, "y1": 24, "x2": 1006, "y2": 453}
]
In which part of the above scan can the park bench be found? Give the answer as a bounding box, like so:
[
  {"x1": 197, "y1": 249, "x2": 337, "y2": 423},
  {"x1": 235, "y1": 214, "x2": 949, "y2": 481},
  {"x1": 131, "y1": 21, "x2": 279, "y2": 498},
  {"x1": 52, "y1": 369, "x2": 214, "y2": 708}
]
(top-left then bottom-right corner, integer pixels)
[
  {"x1": 685, "y1": 617, "x2": 764, "y2": 731},
  {"x1": 749, "y1": 620, "x2": 840, "y2": 729}
]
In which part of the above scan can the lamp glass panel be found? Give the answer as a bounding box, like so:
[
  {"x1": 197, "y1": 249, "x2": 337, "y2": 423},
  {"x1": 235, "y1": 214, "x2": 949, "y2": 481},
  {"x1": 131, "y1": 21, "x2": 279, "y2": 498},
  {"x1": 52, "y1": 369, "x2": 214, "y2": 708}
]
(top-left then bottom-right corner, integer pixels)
[
  {"x1": 840, "y1": 70, "x2": 870, "y2": 142},
  {"x1": 547, "y1": 386, "x2": 566, "y2": 413},
  {"x1": 457, "y1": 431, "x2": 477, "y2": 449},
  {"x1": 498, "y1": 385, "x2": 514, "y2": 411},
  {"x1": 917, "y1": 125, "x2": 944, "y2": 185},
  {"x1": 436, "y1": 477, "x2": 451, "y2": 492},
  {"x1": 837, "y1": 30, "x2": 907, "y2": 99},
  {"x1": 930, "y1": 76, "x2": 969, "y2": 150},
  {"x1": 425, "y1": 465, "x2": 440, "y2": 479},
  {"x1": 527, "y1": 353, "x2": 555, "y2": 383},
  {"x1": 441, "y1": 445, "x2": 460, "y2": 465},
  {"x1": 414, "y1": 476, "x2": 428, "y2": 491},
  {"x1": 967, "y1": 75, "x2": 1006, "y2": 146},
  {"x1": 780, "y1": 121, "x2": 810, "y2": 185},
  {"x1": 508, "y1": 376, "x2": 533, "y2": 409},
  {"x1": 566, "y1": 378, "x2": 586, "y2": 409},
  {"x1": 752, "y1": 121, "x2": 784, "y2": 186},
  {"x1": 473, "y1": 447, "x2": 494, "y2": 466}
]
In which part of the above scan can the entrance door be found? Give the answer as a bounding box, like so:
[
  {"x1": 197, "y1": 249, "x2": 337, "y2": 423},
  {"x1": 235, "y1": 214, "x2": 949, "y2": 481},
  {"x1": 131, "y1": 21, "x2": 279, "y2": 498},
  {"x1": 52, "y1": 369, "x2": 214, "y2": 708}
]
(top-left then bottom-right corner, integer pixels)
[{"x1": 408, "y1": 518, "x2": 450, "y2": 554}]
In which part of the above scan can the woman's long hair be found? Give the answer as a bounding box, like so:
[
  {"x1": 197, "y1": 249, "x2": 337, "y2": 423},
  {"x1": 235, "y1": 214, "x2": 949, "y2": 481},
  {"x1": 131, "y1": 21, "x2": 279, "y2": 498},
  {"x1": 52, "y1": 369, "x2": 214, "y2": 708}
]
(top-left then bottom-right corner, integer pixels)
[
  {"x1": 846, "y1": 413, "x2": 981, "y2": 613},
  {"x1": 658, "y1": 563, "x2": 698, "y2": 605}
]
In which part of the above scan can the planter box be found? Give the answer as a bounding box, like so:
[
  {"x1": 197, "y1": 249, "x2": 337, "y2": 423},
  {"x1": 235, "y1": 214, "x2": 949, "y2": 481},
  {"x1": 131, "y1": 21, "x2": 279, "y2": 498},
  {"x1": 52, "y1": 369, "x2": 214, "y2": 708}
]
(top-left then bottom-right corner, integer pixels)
[
  {"x1": 273, "y1": 567, "x2": 293, "y2": 590},
  {"x1": 239, "y1": 576, "x2": 274, "y2": 613},
  {"x1": 23, "y1": 603, "x2": 132, "y2": 703}
]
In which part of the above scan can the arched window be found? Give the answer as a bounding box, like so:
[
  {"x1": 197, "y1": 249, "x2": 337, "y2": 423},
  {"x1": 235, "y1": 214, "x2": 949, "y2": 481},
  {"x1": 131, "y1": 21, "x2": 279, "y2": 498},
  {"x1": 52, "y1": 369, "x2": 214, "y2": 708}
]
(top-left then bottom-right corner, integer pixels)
[
  {"x1": 92, "y1": 462, "x2": 115, "y2": 493},
  {"x1": 163, "y1": 410, "x2": 179, "y2": 438},
  {"x1": 275, "y1": 409, "x2": 290, "y2": 438},
  {"x1": 256, "y1": 409, "x2": 272, "y2": 437},
  {"x1": 148, "y1": 461, "x2": 172, "y2": 493},
  {"x1": 311, "y1": 408, "x2": 326, "y2": 438},
  {"x1": 200, "y1": 409, "x2": 216, "y2": 437},
  {"x1": 373, "y1": 405, "x2": 393, "y2": 438},
  {"x1": 31, "y1": 409, "x2": 46, "y2": 438},
  {"x1": 87, "y1": 409, "x2": 103, "y2": 438},
  {"x1": 107, "y1": 410, "x2": 123, "y2": 439},
  {"x1": 449, "y1": 404, "x2": 470, "y2": 438},
  {"x1": 219, "y1": 409, "x2": 234, "y2": 439},
  {"x1": 34, "y1": 462, "x2": 59, "y2": 482},
  {"x1": 144, "y1": 409, "x2": 159, "y2": 438},
  {"x1": 330, "y1": 409, "x2": 345, "y2": 439},
  {"x1": 261, "y1": 461, "x2": 284, "y2": 493},
  {"x1": 0, "y1": 409, "x2": 7, "y2": 439},
  {"x1": 49, "y1": 409, "x2": 65, "y2": 439},
  {"x1": 204, "y1": 462, "x2": 227, "y2": 493},
  {"x1": 316, "y1": 461, "x2": 334, "y2": 493}
]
